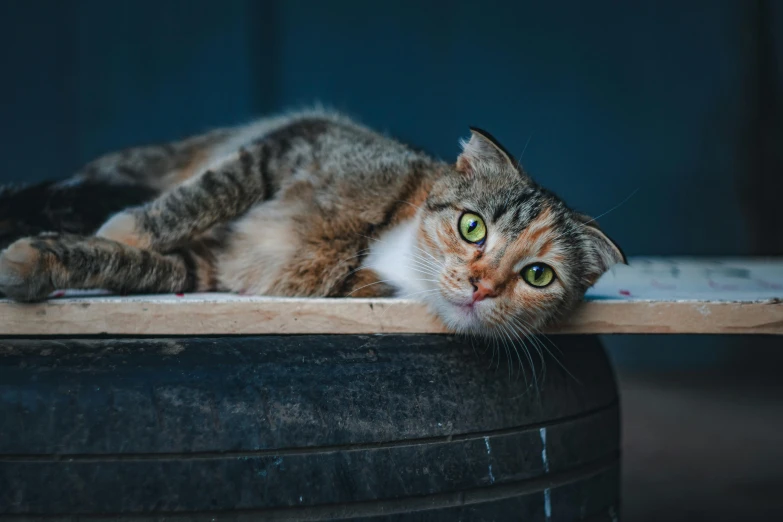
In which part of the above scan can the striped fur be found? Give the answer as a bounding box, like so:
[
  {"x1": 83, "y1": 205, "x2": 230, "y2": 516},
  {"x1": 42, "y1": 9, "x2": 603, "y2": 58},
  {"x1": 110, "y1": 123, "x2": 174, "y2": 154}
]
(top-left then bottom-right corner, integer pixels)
[{"x1": 0, "y1": 111, "x2": 624, "y2": 333}]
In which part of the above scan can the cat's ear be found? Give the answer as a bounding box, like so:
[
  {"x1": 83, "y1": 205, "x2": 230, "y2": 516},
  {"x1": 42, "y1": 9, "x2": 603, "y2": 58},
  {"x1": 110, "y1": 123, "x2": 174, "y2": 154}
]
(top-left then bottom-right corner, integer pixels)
[
  {"x1": 575, "y1": 213, "x2": 627, "y2": 283},
  {"x1": 456, "y1": 127, "x2": 519, "y2": 175}
]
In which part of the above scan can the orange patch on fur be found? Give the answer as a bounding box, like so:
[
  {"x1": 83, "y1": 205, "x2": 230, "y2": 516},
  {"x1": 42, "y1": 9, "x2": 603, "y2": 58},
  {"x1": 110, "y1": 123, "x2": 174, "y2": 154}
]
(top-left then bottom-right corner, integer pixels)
[
  {"x1": 519, "y1": 209, "x2": 554, "y2": 244},
  {"x1": 455, "y1": 156, "x2": 471, "y2": 174},
  {"x1": 419, "y1": 226, "x2": 440, "y2": 254},
  {"x1": 508, "y1": 207, "x2": 556, "y2": 259},
  {"x1": 468, "y1": 261, "x2": 492, "y2": 280},
  {"x1": 345, "y1": 268, "x2": 394, "y2": 297},
  {"x1": 96, "y1": 212, "x2": 151, "y2": 250},
  {"x1": 519, "y1": 292, "x2": 547, "y2": 310},
  {"x1": 394, "y1": 183, "x2": 433, "y2": 224},
  {"x1": 537, "y1": 242, "x2": 552, "y2": 258},
  {"x1": 170, "y1": 148, "x2": 212, "y2": 186},
  {"x1": 436, "y1": 226, "x2": 463, "y2": 255}
]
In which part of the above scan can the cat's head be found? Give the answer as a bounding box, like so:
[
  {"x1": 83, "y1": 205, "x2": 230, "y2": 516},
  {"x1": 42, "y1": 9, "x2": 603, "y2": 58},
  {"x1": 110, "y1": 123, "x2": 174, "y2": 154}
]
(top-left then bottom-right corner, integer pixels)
[{"x1": 417, "y1": 128, "x2": 625, "y2": 334}]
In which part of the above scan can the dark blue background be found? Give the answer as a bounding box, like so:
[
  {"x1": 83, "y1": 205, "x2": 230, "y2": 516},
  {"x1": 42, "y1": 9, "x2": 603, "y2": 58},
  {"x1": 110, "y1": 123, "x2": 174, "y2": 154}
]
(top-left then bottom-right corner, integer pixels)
[{"x1": 1, "y1": 0, "x2": 781, "y2": 368}]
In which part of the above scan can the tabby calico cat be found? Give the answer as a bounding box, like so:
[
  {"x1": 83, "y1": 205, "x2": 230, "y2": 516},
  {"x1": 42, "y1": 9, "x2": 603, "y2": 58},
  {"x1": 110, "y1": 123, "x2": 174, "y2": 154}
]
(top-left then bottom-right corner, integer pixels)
[{"x1": 0, "y1": 110, "x2": 624, "y2": 334}]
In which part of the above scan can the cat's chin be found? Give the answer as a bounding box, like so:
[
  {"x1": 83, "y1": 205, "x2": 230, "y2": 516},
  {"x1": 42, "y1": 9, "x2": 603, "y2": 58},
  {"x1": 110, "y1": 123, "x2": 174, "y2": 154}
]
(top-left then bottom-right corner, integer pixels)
[{"x1": 430, "y1": 296, "x2": 488, "y2": 333}]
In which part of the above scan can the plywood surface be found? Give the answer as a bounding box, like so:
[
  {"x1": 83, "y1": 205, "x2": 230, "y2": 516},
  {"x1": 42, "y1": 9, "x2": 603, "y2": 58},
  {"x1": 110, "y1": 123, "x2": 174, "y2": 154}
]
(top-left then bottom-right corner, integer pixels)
[{"x1": 1, "y1": 258, "x2": 781, "y2": 336}]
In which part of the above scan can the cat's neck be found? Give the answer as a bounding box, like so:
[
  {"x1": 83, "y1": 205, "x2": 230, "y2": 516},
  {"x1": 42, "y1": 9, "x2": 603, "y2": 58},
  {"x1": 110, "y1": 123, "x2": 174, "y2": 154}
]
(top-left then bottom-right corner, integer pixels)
[{"x1": 364, "y1": 211, "x2": 431, "y2": 298}]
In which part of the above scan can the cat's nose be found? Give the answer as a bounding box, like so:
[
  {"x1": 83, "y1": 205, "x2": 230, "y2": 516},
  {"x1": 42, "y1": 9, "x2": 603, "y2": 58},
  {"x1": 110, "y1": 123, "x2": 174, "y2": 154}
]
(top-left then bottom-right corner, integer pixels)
[{"x1": 470, "y1": 278, "x2": 496, "y2": 302}]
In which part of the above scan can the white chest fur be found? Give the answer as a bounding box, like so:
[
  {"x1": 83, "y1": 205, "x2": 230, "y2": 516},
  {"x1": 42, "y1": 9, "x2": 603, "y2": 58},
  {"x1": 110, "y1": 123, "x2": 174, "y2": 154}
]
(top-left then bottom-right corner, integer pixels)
[{"x1": 364, "y1": 215, "x2": 433, "y2": 298}]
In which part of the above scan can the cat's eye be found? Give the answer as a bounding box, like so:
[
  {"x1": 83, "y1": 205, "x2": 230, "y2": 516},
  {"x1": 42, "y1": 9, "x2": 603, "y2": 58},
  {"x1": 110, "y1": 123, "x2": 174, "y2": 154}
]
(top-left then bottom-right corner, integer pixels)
[
  {"x1": 522, "y1": 263, "x2": 555, "y2": 288},
  {"x1": 458, "y1": 212, "x2": 486, "y2": 244}
]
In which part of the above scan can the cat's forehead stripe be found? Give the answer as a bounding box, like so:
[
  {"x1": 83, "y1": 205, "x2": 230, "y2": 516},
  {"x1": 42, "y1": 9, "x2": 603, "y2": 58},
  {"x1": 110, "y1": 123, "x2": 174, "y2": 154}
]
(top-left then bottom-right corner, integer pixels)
[
  {"x1": 491, "y1": 189, "x2": 534, "y2": 222},
  {"x1": 479, "y1": 205, "x2": 559, "y2": 268},
  {"x1": 504, "y1": 198, "x2": 544, "y2": 237},
  {"x1": 508, "y1": 206, "x2": 559, "y2": 259}
]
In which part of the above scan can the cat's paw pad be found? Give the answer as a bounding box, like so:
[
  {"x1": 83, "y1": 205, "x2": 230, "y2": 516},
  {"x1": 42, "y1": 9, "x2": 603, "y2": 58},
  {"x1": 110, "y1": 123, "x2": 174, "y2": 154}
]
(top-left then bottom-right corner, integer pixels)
[
  {"x1": 0, "y1": 238, "x2": 55, "y2": 302},
  {"x1": 96, "y1": 211, "x2": 152, "y2": 249}
]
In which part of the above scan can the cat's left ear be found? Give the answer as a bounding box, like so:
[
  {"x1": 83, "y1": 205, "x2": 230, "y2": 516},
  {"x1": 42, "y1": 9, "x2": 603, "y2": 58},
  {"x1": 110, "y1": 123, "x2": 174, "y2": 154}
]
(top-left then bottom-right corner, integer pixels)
[
  {"x1": 576, "y1": 213, "x2": 628, "y2": 282},
  {"x1": 456, "y1": 127, "x2": 520, "y2": 175}
]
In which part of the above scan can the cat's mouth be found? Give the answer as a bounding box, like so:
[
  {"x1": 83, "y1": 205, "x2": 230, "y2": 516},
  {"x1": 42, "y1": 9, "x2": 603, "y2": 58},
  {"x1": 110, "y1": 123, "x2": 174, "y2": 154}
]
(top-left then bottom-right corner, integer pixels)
[{"x1": 445, "y1": 297, "x2": 480, "y2": 317}]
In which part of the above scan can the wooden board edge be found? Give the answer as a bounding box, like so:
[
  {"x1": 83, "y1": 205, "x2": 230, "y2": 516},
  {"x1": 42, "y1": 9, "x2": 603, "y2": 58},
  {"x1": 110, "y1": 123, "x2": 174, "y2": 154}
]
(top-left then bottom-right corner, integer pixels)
[{"x1": 0, "y1": 299, "x2": 781, "y2": 336}]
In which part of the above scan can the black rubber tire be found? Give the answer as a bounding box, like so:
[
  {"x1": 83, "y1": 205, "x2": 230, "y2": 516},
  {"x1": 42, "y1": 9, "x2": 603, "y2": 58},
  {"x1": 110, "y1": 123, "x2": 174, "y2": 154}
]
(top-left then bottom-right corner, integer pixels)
[{"x1": 0, "y1": 335, "x2": 620, "y2": 521}]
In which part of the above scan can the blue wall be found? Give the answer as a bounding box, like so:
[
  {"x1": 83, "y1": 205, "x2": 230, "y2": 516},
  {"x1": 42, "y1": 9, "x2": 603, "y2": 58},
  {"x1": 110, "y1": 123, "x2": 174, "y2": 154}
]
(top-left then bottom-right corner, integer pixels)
[
  {"x1": 274, "y1": 1, "x2": 758, "y2": 259},
  {"x1": 1, "y1": 0, "x2": 780, "y2": 369},
  {"x1": 0, "y1": 0, "x2": 261, "y2": 179}
]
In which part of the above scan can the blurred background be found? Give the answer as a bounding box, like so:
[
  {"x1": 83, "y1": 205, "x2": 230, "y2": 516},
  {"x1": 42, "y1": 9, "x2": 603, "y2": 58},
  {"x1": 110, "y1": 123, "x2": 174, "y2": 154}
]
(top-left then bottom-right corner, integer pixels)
[{"x1": 1, "y1": 1, "x2": 781, "y2": 520}]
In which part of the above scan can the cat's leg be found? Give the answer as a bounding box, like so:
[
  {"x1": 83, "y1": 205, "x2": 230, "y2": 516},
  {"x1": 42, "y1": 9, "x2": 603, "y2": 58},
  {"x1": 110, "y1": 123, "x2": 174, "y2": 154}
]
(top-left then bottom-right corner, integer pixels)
[
  {"x1": 96, "y1": 148, "x2": 273, "y2": 252},
  {"x1": 0, "y1": 234, "x2": 216, "y2": 302},
  {"x1": 0, "y1": 131, "x2": 234, "y2": 255},
  {"x1": 70, "y1": 129, "x2": 231, "y2": 193}
]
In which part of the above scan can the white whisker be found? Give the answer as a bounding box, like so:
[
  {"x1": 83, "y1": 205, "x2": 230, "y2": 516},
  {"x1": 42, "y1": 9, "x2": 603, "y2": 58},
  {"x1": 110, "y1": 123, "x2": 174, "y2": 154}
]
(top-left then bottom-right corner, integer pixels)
[
  {"x1": 508, "y1": 317, "x2": 547, "y2": 387},
  {"x1": 515, "y1": 133, "x2": 533, "y2": 171},
  {"x1": 403, "y1": 256, "x2": 442, "y2": 277},
  {"x1": 498, "y1": 322, "x2": 527, "y2": 385},
  {"x1": 498, "y1": 328, "x2": 512, "y2": 379},
  {"x1": 406, "y1": 265, "x2": 440, "y2": 278},
  {"x1": 411, "y1": 244, "x2": 446, "y2": 269},
  {"x1": 354, "y1": 232, "x2": 381, "y2": 243},
  {"x1": 505, "y1": 320, "x2": 538, "y2": 387},
  {"x1": 347, "y1": 277, "x2": 438, "y2": 296},
  {"x1": 394, "y1": 199, "x2": 425, "y2": 213},
  {"x1": 503, "y1": 320, "x2": 537, "y2": 388},
  {"x1": 509, "y1": 315, "x2": 580, "y2": 384},
  {"x1": 405, "y1": 250, "x2": 443, "y2": 269},
  {"x1": 378, "y1": 288, "x2": 441, "y2": 318},
  {"x1": 582, "y1": 187, "x2": 640, "y2": 225}
]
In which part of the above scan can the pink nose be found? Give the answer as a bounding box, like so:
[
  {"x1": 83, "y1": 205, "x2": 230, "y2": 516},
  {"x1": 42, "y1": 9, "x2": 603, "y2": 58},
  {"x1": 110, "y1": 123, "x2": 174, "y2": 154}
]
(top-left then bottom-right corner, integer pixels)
[{"x1": 471, "y1": 279, "x2": 497, "y2": 302}]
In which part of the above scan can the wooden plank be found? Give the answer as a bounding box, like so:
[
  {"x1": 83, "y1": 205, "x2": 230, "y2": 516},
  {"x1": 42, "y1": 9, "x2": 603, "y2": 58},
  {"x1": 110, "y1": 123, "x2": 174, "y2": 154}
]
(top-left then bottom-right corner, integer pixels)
[
  {"x1": 0, "y1": 258, "x2": 781, "y2": 336},
  {"x1": 0, "y1": 297, "x2": 781, "y2": 336}
]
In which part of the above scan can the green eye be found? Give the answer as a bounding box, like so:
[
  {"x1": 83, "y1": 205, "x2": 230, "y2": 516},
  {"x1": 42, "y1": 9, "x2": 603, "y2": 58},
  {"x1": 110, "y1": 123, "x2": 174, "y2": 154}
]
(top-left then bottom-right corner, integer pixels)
[
  {"x1": 522, "y1": 263, "x2": 555, "y2": 288},
  {"x1": 458, "y1": 212, "x2": 487, "y2": 244}
]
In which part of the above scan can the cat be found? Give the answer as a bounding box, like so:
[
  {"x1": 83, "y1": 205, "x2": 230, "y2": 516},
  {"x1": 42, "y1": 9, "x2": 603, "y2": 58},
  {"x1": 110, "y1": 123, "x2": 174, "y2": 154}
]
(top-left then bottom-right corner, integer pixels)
[{"x1": 0, "y1": 109, "x2": 625, "y2": 335}]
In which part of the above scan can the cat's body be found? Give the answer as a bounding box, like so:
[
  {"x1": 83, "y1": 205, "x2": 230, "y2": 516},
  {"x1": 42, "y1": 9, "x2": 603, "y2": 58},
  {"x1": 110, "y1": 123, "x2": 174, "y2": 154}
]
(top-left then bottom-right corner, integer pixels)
[{"x1": 0, "y1": 110, "x2": 624, "y2": 334}]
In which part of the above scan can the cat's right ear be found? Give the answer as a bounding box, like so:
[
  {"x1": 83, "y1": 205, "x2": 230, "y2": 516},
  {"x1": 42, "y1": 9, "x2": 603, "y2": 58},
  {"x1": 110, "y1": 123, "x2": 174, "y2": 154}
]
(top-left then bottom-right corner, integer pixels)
[
  {"x1": 456, "y1": 127, "x2": 519, "y2": 176},
  {"x1": 575, "y1": 213, "x2": 628, "y2": 285}
]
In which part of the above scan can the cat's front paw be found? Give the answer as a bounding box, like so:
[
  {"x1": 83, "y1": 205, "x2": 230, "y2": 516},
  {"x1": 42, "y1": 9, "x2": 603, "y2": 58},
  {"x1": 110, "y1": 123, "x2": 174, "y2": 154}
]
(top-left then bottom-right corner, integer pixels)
[{"x1": 0, "y1": 238, "x2": 55, "y2": 302}]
